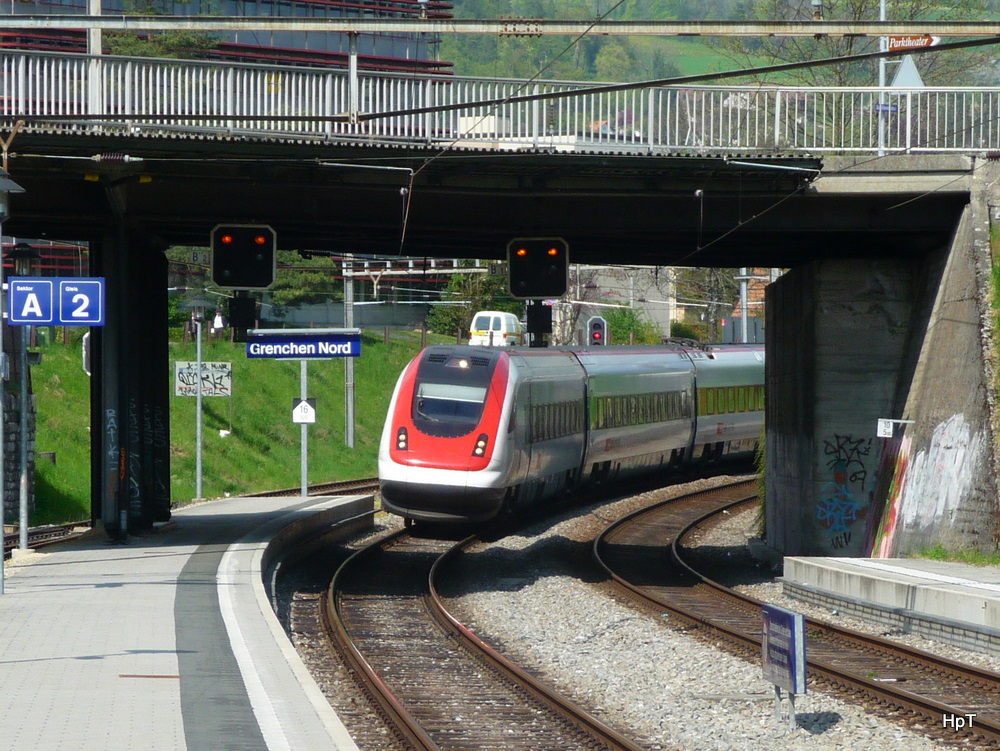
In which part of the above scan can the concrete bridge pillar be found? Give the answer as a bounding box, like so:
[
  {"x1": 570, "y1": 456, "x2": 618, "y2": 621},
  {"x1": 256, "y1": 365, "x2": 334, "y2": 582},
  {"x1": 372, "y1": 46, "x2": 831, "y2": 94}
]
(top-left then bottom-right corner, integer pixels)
[
  {"x1": 765, "y1": 163, "x2": 999, "y2": 557},
  {"x1": 89, "y1": 229, "x2": 171, "y2": 538}
]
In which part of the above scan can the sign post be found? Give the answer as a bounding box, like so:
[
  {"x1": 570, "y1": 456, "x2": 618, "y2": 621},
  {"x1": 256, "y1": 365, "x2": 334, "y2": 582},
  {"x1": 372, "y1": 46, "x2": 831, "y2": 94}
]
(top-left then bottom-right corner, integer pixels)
[
  {"x1": 246, "y1": 328, "x2": 360, "y2": 497},
  {"x1": 7, "y1": 275, "x2": 104, "y2": 555},
  {"x1": 762, "y1": 604, "x2": 807, "y2": 729}
]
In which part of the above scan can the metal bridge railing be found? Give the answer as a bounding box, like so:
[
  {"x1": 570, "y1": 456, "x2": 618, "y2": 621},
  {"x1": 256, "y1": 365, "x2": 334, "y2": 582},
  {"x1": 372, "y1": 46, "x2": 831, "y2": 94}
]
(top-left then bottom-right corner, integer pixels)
[{"x1": 2, "y1": 49, "x2": 1000, "y2": 154}]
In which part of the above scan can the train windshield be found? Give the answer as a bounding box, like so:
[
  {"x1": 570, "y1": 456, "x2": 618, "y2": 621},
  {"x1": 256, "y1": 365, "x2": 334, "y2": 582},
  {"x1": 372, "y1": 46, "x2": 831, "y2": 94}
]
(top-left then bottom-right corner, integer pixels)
[{"x1": 412, "y1": 351, "x2": 497, "y2": 437}]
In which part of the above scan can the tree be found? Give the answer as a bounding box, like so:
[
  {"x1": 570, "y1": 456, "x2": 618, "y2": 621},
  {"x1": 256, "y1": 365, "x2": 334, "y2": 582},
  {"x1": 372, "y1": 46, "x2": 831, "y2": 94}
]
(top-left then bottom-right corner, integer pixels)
[
  {"x1": 710, "y1": 0, "x2": 993, "y2": 87},
  {"x1": 425, "y1": 265, "x2": 522, "y2": 340},
  {"x1": 604, "y1": 306, "x2": 661, "y2": 344},
  {"x1": 594, "y1": 40, "x2": 636, "y2": 82},
  {"x1": 265, "y1": 252, "x2": 343, "y2": 313},
  {"x1": 673, "y1": 267, "x2": 741, "y2": 342},
  {"x1": 104, "y1": 0, "x2": 220, "y2": 59}
]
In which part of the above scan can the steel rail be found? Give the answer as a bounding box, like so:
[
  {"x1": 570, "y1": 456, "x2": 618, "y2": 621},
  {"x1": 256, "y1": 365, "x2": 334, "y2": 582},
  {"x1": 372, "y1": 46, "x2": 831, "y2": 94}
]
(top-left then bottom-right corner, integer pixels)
[
  {"x1": 593, "y1": 485, "x2": 1000, "y2": 746},
  {"x1": 247, "y1": 476, "x2": 379, "y2": 499},
  {"x1": 428, "y1": 536, "x2": 648, "y2": 751},
  {"x1": 669, "y1": 496, "x2": 1000, "y2": 745},
  {"x1": 3, "y1": 522, "x2": 86, "y2": 558},
  {"x1": 325, "y1": 527, "x2": 442, "y2": 751},
  {"x1": 327, "y1": 525, "x2": 647, "y2": 750}
]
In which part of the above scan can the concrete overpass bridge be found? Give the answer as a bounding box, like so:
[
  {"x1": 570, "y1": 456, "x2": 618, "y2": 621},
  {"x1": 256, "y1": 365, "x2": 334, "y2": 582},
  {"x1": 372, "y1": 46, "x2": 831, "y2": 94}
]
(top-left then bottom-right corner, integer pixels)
[{"x1": 0, "y1": 49, "x2": 994, "y2": 556}]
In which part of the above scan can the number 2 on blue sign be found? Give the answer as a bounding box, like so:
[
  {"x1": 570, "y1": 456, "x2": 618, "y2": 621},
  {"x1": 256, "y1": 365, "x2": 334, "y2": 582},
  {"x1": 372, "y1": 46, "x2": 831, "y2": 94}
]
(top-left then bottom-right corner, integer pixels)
[
  {"x1": 70, "y1": 293, "x2": 91, "y2": 318},
  {"x1": 58, "y1": 280, "x2": 104, "y2": 326}
]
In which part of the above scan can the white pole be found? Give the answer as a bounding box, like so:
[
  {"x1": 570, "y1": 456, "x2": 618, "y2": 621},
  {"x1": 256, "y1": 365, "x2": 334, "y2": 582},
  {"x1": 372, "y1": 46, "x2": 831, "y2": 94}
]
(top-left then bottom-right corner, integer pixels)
[
  {"x1": 878, "y1": 0, "x2": 887, "y2": 156},
  {"x1": 0, "y1": 240, "x2": 5, "y2": 594},
  {"x1": 344, "y1": 255, "x2": 355, "y2": 449},
  {"x1": 195, "y1": 318, "x2": 203, "y2": 500},
  {"x1": 739, "y1": 267, "x2": 749, "y2": 343},
  {"x1": 348, "y1": 34, "x2": 359, "y2": 125},
  {"x1": 300, "y1": 359, "x2": 308, "y2": 498},
  {"x1": 87, "y1": 0, "x2": 102, "y2": 120},
  {"x1": 17, "y1": 317, "x2": 26, "y2": 551}
]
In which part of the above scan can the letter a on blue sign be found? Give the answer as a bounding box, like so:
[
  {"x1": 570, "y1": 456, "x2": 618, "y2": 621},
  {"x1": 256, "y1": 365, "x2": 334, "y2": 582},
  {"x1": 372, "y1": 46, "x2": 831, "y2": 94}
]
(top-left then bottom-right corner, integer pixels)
[{"x1": 9, "y1": 280, "x2": 54, "y2": 324}]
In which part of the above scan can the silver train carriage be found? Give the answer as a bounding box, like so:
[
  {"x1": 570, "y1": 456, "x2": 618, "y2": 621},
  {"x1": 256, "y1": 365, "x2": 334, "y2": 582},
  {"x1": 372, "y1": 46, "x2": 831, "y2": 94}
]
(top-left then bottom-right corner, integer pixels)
[{"x1": 378, "y1": 343, "x2": 764, "y2": 524}]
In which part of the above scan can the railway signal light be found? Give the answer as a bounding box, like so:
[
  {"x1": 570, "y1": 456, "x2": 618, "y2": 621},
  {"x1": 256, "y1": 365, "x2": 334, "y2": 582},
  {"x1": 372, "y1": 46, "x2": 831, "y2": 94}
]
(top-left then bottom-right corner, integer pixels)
[
  {"x1": 506, "y1": 237, "x2": 569, "y2": 299},
  {"x1": 588, "y1": 315, "x2": 607, "y2": 345},
  {"x1": 210, "y1": 224, "x2": 277, "y2": 289}
]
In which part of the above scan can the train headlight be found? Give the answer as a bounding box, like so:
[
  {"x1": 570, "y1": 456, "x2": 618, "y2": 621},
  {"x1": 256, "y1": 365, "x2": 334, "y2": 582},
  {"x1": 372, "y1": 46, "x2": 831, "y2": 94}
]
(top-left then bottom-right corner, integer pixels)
[
  {"x1": 396, "y1": 427, "x2": 408, "y2": 451},
  {"x1": 472, "y1": 433, "x2": 489, "y2": 457}
]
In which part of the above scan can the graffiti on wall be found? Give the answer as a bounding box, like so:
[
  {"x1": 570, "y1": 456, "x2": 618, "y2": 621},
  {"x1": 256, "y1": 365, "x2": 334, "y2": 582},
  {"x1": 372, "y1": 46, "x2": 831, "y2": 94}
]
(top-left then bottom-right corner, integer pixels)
[
  {"x1": 868, "y1": 435, "x2": 912, "y2": 558},
  {"x1": 818, "y1": 434, "x2": 873, "y2": 550},
  {"x1": 900, "y1": 413, "x2": 983, "y2": 533}
]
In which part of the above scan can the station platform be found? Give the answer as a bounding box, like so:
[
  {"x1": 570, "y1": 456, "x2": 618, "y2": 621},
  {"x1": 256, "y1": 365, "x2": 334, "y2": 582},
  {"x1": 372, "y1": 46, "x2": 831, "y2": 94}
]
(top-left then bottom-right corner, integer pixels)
[
  {"x1": 782, "y1": 556, "x2": 1000, "y2": 656},
  {"x1": 0, "y1": 493, "x2": 374, "y2": 751}
]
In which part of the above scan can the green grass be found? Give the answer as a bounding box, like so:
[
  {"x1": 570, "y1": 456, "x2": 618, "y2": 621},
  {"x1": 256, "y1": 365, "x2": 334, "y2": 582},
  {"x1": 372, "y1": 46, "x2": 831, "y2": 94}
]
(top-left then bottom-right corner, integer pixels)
[
  {"x1": 918, "y1": 543, "x2": 1000, "y2": 567},
  {"x1": 31, "y1": 328, "x2": 447, "y2": 525}
]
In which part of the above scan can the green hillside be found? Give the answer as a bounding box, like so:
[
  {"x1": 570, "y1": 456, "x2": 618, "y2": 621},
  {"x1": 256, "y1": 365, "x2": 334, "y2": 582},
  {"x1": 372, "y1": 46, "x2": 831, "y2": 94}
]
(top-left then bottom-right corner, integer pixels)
[{"x1": 31, "y1": 328, "x2": 446, "y2": 525}]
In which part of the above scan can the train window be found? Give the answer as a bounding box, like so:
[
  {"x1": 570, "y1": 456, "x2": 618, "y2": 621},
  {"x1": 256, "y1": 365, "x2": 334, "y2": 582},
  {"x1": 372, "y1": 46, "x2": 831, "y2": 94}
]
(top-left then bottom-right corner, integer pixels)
[
  {"x1": 738, "y1": 387, "x2": 747, "y2": 412},
  {"x1": 747, "y1": 388, "x2": 756, "y2": 412},
  {"x1": 758, "y1": 386, "x2": 766, "y2": 409},
  {"x1": 705, "y1": 389, "x2": 715, "y2": 415},
  {"x1": 727, "y1": 388, "x2": 736, "y2": 413},
  {"x1": 413, "y1": 383, "x2": 488, "y2": 437}
]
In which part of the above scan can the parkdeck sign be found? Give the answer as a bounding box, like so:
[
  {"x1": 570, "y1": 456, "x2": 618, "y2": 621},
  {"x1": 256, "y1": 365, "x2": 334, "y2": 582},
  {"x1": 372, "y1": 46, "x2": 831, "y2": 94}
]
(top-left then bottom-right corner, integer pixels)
[{"x1": 246, "y1": 333, "x2": 361, "y2": 359}]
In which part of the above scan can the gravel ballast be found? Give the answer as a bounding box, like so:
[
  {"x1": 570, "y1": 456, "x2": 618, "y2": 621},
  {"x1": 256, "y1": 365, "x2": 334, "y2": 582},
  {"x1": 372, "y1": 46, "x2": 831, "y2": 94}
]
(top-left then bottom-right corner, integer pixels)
[{"x1": 441, "y1": 476, "x2": 993, "y2": 750}]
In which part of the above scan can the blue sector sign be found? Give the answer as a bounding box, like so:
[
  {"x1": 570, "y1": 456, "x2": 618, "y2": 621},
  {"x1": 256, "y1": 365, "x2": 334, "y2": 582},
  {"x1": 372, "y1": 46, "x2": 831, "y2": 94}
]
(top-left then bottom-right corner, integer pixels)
[
  {"x1": 246, "y1": 333, "x2": 361, "y2": 359},
  {"x1": 8, "y1": 277, "x2": 105, "y2": 326}
]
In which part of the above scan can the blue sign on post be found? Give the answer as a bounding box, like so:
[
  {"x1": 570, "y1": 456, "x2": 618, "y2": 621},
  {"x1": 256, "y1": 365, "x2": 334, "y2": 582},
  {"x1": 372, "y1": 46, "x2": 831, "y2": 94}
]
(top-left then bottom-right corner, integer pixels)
[
  {"x1": 762, "y1": 603, "x2": 807, "y2": 694},
  {"x1": 8, "y1": 277, "x2": 105, "y2": 326},
  {"x1": 762, "y1": 603, "x2": 807, "y2": 728}
]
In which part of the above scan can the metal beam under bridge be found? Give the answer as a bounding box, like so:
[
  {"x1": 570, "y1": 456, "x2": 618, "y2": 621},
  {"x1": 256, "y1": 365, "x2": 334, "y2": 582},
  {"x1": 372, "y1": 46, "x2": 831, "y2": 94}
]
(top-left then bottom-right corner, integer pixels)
[{"x1": 1, "y1": 17, "x2": 1000, "y2": 37}]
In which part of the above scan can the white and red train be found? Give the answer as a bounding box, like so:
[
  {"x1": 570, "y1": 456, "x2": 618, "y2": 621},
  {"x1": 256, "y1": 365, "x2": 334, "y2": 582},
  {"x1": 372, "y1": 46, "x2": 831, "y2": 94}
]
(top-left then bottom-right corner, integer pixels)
[{"x1": 378, "y1": 343, "x2": 765, "y2": 524}]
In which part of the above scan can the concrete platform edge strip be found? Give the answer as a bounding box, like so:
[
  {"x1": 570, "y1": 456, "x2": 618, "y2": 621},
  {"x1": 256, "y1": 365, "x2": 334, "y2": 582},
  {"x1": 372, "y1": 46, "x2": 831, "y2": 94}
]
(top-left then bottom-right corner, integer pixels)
[
  {"x1": 783, "y1": 581, "x2": 1000, "y2": 658},
  {"x1": 832, "y1": 558, "x2": 1000, "y2": 594},
  {"x1": 219, "y1": 495, "x2": 374, "y2": 751}
]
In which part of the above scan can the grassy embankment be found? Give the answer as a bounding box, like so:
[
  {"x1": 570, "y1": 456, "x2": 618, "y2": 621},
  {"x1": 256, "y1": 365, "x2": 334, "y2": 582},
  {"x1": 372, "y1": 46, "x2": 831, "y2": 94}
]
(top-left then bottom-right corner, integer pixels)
[{"x1": 31, "y1": 328, "x2": 447, "y2": 525}]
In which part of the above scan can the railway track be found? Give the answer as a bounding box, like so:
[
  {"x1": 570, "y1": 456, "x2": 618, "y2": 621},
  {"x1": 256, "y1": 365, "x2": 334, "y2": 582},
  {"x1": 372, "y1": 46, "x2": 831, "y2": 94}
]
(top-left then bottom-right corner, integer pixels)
[
  {"x1": 594, "y1": 480, "x2": 1000, "y2": 748},
  {"x1": 3, "y1": 523, "x2": 87, "y2": 559},
  {"x1": 3, "y1": 476, "x2": 379, "y2": 561},
  {"x1": 249, "y1": 476, "x2": 380, "y2": 498},
  {"x1": 324, "y1": 526, "x2": 645, "y2": 751}
]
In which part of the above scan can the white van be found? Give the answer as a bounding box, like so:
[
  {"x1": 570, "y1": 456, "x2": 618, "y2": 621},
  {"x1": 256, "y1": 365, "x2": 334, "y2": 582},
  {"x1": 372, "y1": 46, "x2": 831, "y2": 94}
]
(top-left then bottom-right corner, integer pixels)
[{"x1": 468, "y1": 310, "x2": 524, "y2": 347}]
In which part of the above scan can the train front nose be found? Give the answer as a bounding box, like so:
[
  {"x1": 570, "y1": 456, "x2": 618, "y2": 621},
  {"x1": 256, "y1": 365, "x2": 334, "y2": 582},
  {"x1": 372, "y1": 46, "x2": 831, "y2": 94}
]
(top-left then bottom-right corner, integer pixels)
[{"x1": 379, "y1": 463, "x2": 506, "y2": 523}]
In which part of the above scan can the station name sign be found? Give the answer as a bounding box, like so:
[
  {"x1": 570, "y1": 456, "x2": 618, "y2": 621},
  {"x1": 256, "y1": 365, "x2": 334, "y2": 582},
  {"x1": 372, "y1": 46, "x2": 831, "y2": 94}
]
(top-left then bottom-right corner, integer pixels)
[{"x1": 246, "y1": 332, "x2": 361, "y2": 359}]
